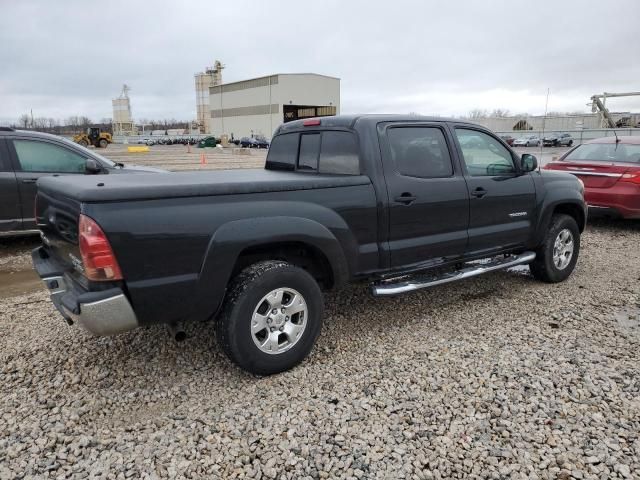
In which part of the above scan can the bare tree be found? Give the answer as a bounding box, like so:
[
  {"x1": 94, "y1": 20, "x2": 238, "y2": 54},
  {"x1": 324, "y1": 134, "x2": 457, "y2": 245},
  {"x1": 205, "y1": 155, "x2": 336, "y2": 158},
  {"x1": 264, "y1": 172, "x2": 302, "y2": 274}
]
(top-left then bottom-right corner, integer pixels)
[
  {"x1": 490, "y1": 109, "x2": 511, "y2": 117},
  {"x1": 468, "y1": 109, "x2": 488, "y2": 119},
  {"x1": 18, "y1": 114, "x2": 30, "y2": 129}
]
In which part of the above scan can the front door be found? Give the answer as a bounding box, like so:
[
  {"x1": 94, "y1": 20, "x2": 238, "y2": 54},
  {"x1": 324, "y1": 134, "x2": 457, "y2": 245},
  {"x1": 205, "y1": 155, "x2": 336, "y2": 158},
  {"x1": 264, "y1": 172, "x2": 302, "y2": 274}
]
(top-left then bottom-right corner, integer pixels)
[
  {"x1": 453, "y1": 127, "x2": 536, "y2": 256},
  {"x1": 0, "y1": 139, "x2": 21, "y2": 232},
  {"x1": 9, "y1": 138, "x2": 88, "y2": 229},
  {"x1": 381, "y1": 124, "x2": 469, "y2": 268}
]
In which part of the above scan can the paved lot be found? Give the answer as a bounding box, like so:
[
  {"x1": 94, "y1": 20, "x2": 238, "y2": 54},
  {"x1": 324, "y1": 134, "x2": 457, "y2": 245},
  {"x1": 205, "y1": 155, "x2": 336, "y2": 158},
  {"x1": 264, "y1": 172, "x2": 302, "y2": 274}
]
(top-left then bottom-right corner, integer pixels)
[
  {"x1": 0, "y1": 146, "x2": 638, "y2": 479},
  {"x1": 103, "y1": 144, "x2": 267, "y2": 171}
]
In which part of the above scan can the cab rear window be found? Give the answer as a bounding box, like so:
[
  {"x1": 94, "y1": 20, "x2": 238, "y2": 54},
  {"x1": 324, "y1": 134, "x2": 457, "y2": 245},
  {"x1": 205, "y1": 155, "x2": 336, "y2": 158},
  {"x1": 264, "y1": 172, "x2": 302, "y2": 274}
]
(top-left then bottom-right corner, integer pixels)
[{"x1": 266, "y1": 131, "x2": 360, "y2": 175}]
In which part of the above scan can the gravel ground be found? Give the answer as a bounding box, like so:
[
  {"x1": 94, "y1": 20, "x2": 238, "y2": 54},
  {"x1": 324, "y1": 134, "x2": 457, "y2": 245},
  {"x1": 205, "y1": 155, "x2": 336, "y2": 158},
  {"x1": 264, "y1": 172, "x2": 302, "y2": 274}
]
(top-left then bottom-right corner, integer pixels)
[{"x1": 1, "y1": 219, "x2": 639, "y2": 479}]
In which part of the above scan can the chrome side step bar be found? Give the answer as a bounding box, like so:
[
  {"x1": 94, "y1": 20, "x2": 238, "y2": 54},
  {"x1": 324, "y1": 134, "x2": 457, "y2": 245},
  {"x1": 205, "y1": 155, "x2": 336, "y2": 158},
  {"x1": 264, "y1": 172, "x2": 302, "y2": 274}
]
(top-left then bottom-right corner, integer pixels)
[{"x1": 371, "y1": 251, "x2": 536, "y2": 296}]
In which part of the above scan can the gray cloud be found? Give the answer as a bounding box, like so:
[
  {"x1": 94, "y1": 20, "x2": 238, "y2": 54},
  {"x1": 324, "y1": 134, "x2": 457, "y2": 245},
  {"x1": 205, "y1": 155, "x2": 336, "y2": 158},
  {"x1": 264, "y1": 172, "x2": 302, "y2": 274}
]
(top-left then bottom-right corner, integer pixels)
[{"x1": 1, "y1": 0, "x2": 639, "y2": 124}]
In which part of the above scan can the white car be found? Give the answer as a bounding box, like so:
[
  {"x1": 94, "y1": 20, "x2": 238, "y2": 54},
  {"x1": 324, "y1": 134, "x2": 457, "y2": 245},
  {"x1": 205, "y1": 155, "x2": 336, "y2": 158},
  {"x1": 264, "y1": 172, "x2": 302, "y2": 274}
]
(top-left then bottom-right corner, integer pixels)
[{"x1": 513, "y1": 135, "x2": 540, "y2": 147}]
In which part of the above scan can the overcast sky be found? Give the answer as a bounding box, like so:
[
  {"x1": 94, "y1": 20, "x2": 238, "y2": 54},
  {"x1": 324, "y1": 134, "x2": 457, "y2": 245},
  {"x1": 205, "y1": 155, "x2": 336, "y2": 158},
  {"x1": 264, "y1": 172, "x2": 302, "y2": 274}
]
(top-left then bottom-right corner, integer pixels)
[{"x1": 1, "y1": 0, "x2": 639, "y2": 125}]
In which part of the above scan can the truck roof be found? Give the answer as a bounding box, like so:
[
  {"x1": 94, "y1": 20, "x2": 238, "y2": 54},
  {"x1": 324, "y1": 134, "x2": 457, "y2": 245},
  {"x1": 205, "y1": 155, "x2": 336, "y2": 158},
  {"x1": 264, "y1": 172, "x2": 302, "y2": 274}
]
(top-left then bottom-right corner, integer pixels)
[{"x1": 277, "y1": 114, "x2": 479, "y2": 134}]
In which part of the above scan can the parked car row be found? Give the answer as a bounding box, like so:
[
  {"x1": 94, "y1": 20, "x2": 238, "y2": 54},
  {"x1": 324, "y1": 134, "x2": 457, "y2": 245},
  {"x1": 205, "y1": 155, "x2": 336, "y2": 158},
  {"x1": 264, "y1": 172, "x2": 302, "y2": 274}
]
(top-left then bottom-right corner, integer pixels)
[
  {"x1": 500, "y1": 133, "x2": 574, "y2": 148},
  {"x1": 137, "y1": 137, "x2": 200, "y2": 146},
  {"x1": 230, "y1": 136, "x2": 270, "y2": 149}
]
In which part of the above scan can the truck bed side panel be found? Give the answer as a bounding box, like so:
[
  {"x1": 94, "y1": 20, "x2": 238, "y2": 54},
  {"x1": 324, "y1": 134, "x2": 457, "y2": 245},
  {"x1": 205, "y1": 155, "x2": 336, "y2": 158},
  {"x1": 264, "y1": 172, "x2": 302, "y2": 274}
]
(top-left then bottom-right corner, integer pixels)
[{"x1": 84, "y1": 183, "x2": 378, "y2": 326}]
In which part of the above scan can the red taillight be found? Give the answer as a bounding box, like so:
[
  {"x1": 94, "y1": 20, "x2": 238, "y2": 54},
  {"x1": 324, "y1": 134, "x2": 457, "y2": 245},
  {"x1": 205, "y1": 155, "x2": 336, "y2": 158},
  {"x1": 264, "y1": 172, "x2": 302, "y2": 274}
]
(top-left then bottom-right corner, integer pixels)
[
  {"x1": 303, "y1": 118, "x2": 321, "y2": 126},
  {"x1": 619, "y1": 172, "x2": 640, "y2": 185},
  {"x1": 78, "y1": 214, "x2": 122, "y2": 281}
]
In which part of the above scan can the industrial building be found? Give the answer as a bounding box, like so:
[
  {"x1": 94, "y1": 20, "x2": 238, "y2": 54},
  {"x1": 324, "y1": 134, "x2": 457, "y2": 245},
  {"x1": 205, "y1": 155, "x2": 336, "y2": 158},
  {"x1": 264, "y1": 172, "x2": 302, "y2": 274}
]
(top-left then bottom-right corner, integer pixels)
[
  {"x1": 474, "y1": 112, "x2": 639, "y2": 133},
  {"x1": 112, "y1": 85, "x2": 135, "y2": 136},
  {"x1": 194, "y1": 61, "x2": 224, "y2": 133},
  {"x1": 206, "y1": 73, "x2": 340, "y2": 139}
]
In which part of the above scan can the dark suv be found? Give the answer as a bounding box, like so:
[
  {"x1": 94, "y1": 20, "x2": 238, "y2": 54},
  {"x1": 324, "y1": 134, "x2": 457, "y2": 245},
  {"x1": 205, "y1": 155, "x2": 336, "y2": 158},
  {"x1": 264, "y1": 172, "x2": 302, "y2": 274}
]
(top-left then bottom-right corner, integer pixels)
[{"x1": 0, "y1": 128, "x2": 164, "y2": 235}]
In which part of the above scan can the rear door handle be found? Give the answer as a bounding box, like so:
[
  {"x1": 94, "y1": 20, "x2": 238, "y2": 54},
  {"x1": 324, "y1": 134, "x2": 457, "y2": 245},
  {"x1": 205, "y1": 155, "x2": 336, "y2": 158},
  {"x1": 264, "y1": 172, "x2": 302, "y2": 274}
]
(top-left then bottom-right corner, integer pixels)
[
  {"x1": 22, "y1": 178, "x2": 38, "y2": 184},
  {"x1": 471, "y1": 187, "x2": 487, "y2": 198},
  {"x1": 394, "y1": 193, "x2": 417, "y2": 205}
]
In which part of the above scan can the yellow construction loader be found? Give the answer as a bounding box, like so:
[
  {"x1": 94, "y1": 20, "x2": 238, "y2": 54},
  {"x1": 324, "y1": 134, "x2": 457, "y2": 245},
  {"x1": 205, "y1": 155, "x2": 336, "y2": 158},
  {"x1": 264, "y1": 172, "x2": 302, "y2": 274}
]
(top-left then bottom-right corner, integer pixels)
[{"x1": 73, "y1": 127, "x2": 112, "y2": 148}]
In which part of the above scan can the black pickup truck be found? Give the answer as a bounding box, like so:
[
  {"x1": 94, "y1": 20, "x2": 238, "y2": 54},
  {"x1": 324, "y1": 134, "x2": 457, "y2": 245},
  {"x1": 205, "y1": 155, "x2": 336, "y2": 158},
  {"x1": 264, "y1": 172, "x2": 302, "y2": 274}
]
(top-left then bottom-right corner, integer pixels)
[{"x1": 32, "y1": 115, "x2": 586, "y2": 375}]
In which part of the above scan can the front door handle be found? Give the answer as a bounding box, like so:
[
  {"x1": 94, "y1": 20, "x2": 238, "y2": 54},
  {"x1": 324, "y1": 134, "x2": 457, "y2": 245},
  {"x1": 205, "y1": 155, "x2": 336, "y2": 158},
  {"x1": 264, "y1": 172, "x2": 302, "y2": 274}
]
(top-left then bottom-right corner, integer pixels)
[
  {"x1": 471, "y1": 187, "x2": 487, "y2": 198},
  {"x1": 394, "y1": 193, "x2": 417, "y2": 205},
  {"x1": 22, "y1": 178, "x2": 38, "y2": 184}
]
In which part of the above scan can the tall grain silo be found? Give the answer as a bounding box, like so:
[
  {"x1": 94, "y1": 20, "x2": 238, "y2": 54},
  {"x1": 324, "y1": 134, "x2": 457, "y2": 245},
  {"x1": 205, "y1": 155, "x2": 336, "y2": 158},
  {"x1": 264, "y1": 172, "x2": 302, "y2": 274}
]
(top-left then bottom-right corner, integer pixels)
[
  {"x1": 194, "y1": 60, "x2": 224, "y2": 134},
  {"x1": 112, "y1": 85, "x2": 135, "y2": 136}
]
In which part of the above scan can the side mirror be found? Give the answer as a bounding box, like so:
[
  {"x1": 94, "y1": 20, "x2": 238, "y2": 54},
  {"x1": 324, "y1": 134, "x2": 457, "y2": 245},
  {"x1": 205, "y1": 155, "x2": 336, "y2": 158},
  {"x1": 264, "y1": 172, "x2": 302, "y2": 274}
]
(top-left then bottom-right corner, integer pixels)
[
  {"x1": 85, "y1": 158, "x2": 101, "y2": 174},
  {"x1": 520, "y1": 153, "x2": 538, "y2": 172}
]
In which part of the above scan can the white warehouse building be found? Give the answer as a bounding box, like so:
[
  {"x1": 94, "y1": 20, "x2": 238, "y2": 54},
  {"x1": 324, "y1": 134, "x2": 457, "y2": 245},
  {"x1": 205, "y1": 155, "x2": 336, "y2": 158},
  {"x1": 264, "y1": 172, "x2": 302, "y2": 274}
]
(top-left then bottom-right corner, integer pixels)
[{"x1": 208, "y1": 73, "x2": 340, "y2": 139}]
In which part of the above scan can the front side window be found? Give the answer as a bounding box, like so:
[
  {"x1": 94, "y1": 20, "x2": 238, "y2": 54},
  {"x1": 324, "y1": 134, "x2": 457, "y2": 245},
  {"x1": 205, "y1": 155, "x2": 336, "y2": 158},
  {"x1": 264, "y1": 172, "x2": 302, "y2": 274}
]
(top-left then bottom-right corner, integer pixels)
[
  {"x1": 387, "y1": 127, "x2": 453, "y2": 178},
  {"x1": 455, "y1": 129, "x2": 515, "y2": 176},
  {"x1": 13, "y1": 140, "x2": 87, "y2": 173}
]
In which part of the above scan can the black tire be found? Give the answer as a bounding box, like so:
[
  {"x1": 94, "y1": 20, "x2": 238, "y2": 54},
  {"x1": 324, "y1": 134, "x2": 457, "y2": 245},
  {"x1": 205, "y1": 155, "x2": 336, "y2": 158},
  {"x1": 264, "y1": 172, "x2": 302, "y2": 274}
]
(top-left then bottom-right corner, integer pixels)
[
  {"x1": 568, "y1": 140, "x2": 573, "y2": 147},
  {"x1": 98, "y1": 139, "x2": 108, "y2": 148},
  {"x1": 216, "y1": 261, "x2": 324, "y2": 375},
  {"x1": 529, "y1": 214, "x2": 580, "y2": 283},
  {"x1": 78, "y1": 139, "x2": 89, "y2": 147}
]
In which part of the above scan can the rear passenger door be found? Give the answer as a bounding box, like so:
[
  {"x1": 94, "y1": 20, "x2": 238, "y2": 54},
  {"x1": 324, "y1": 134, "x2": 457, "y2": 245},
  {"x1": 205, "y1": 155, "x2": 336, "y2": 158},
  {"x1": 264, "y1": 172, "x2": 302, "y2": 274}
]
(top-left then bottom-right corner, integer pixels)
[
  {"x1": 8, "y1": 138, "x2": 88, "y2": 229},
  {"x1": 379, "y1": 123, "x2": 469, "y2": 268},
  {"x1": 0, "y1": 139, "x2": 21, "y2": 232}
]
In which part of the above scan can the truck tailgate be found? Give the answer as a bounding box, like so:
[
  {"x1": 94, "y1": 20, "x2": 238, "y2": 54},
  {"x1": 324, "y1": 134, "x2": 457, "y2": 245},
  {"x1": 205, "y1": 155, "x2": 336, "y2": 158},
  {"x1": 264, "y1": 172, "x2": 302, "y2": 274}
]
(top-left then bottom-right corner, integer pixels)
[{"x1": 35, "y1": 189, "x2": 86, "y2": 285}]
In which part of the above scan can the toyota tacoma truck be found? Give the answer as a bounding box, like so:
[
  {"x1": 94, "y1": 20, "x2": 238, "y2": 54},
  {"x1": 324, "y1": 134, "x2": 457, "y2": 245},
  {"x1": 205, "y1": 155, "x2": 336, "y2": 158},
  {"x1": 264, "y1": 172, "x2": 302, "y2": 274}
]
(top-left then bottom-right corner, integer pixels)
[{"x1": 32, "y1": 115, "x2": 586, "y2": 375}]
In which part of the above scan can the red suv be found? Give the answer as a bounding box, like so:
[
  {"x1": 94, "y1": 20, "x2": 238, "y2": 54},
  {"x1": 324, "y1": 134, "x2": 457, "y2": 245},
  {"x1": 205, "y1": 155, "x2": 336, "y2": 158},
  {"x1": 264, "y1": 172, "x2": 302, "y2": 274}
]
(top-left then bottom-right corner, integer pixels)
[{"x1": 544, "y1": 136, "x2": 640, "y2": 219}]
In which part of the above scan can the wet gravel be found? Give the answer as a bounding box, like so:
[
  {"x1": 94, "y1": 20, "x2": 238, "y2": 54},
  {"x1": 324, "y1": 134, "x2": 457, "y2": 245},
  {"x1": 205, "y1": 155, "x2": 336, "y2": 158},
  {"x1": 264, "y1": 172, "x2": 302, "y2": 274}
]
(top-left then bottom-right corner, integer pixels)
[{"x1": 1, "y1": 219, "x2": 639, "y2": 479}]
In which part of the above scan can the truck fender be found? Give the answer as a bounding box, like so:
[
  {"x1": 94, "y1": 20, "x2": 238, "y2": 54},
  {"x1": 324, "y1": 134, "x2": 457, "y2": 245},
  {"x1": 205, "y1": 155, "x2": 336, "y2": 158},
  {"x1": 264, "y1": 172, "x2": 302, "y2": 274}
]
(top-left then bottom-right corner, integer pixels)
[
  {"x1": 532, "y1": 195, "x2": 586, "y2": 247},
  {"x1": 193, "y1": 216, "x2": 351, "y2": 322}
]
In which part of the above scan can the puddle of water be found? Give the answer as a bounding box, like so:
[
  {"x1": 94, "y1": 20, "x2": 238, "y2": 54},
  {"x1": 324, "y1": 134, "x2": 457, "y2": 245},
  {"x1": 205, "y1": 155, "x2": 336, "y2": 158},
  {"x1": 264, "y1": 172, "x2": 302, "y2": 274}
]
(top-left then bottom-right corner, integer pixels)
[
  {"x1": 613, "y1": 306, "x2": 640, "y2": 332},
  {"x1": 507, "y1": 264, "x2": 531, "y2": 276},
  {"x1": 0, "y1": 269, "x2": 42, "y2": 300}
]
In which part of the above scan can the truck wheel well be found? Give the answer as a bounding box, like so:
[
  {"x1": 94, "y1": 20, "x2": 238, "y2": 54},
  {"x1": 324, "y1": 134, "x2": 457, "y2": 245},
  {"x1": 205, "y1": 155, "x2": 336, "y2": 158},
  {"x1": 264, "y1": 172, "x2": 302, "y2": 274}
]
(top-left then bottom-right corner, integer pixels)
[
  {"x1": 553, "y1": 203, "x2": 585, "y2": 232},
  {"x1": 233, "y1": 242, "x2": 334, "y2": 289}
]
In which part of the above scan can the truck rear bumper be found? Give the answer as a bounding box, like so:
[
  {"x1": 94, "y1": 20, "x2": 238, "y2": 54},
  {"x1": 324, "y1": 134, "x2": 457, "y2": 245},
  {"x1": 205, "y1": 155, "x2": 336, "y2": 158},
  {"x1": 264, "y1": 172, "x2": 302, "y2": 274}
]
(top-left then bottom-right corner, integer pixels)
[{"x1": 32, "y1": 247, "x2": 139, "y2": 336}]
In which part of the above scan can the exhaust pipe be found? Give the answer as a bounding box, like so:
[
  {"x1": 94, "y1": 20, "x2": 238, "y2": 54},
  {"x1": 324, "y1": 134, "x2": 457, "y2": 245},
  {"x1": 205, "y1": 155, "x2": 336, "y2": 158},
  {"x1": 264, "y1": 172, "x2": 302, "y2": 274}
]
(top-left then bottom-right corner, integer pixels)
[{"x1": 168, "y1": 322, "x2": 186, "y2": 342}]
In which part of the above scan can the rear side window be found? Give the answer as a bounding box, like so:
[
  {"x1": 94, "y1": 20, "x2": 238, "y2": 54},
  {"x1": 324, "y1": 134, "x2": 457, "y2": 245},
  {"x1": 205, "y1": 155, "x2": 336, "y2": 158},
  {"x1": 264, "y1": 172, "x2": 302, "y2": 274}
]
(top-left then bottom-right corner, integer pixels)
[
  {"x1": 265, "y1": 133, "x2": 298, "y2": 170},
  {"x1": 298, "y1": 134, "x2": 320, "y2": 171},
  {"x1": 13, "y1": 140, "x2": 87, "y2": 173},
  {"x1": 319, "y1": 131, "x2": 360, "y2": 175},
  {"x1": 388, "y1": 127, "x2": 453, "y2": 178},
  {"x1": 266, "y1": 131, "x2": 360, "y2": 175}
]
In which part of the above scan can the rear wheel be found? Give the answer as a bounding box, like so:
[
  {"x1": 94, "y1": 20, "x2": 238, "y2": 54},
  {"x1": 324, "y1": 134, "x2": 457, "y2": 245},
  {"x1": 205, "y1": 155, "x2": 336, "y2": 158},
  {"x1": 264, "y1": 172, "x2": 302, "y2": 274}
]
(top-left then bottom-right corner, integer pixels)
[
  {"x1": 216, "y1": 261, "x2": 324, "y2": 375},
  {"x1": 568, "y1": 140, "x2": 573, "y2": 147},
  {"x1": 529, "y1": 214, "x2": 580, "y2": 283},
  {"x1": 98, "y1": 139, "x2": 108, "y2": 148}
]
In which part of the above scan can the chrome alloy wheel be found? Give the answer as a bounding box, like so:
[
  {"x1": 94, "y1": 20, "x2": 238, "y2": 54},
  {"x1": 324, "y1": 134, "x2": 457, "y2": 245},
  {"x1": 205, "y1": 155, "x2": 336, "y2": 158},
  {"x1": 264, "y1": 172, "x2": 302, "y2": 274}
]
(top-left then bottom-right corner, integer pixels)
[
  {"x1": 553, "y1": 228, "x2": 574, "y2": 270},
  {"x1": 251, "y1": 288, "x2": 308, "y2": 355}
]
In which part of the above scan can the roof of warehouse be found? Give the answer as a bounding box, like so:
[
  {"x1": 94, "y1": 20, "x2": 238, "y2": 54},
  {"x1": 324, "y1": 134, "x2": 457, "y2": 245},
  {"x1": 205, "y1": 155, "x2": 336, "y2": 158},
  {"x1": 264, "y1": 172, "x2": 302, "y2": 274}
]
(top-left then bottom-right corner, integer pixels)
[{"x1": 214, "y1": 72, "x2": 340, "y2": 87}]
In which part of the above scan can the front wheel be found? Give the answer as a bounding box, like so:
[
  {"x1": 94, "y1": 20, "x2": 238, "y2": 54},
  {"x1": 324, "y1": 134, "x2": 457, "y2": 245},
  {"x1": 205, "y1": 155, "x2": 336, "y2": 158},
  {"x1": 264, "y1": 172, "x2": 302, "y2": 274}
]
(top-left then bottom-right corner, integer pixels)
[
  {"x1": 216, "y1": 261, "x2": 324, "y2": 375},
  {"x1": 529, "y1": 214, "x2": 580, "y2": 283}
]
